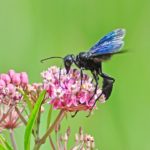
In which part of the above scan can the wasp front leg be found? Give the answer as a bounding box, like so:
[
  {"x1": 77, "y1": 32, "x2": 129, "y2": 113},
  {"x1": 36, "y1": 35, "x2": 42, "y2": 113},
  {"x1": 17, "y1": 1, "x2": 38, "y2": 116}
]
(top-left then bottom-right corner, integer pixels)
[
  {"x1": 80, "y1": 67, "x2": 84, "y2": 87},
  {"x1": 58, "y1": 66, "x2": 62, "y2": 86}
]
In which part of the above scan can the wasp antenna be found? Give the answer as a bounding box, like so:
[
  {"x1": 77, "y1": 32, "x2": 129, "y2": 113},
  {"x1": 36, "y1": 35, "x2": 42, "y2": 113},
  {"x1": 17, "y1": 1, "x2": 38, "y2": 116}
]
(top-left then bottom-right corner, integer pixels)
[{"x1": 40, "y1": 56, "x2": 63, "y2": 63}]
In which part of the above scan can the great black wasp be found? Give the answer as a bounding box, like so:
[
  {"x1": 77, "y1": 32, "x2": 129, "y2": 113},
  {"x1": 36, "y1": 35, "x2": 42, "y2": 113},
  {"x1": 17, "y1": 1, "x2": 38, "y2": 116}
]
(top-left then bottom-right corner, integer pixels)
[{"x1": 41, "y1": 28, "x2": 126, "y2": 107}]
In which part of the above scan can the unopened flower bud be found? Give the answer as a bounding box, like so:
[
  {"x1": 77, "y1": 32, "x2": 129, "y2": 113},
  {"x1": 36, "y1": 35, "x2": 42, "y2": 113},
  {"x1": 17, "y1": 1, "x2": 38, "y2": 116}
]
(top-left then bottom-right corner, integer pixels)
[
  {"x1": 0, "y1": 79, "x2": 5, "y2": 89},
  {"x1": 91, "y1": 140, "x2": 95, "y2": 148},
  {"x1": 90, "y1": 136, "x2": 94, "y2": 142},
  {"x1": 8, "y1": 70, "x2": 15, "y2": 79},
  {"x1": 7, "y1": 84, "x2": 15, "y2": 94},
  {"x1": 12, "y1": 73, "x2": 21, "y2": 85},
  {"x1": 20, "y1": 72, "x2": 28, "y2": 85},
  {"x1": 86, "y1": 139, "x2": 91, "y2": 148},
  {"x1": 80, "y1": 133, "x2": 84, "y2": 141},
  {"x1": 0, "y1": 74, "x2": 11, "y2": 84}
]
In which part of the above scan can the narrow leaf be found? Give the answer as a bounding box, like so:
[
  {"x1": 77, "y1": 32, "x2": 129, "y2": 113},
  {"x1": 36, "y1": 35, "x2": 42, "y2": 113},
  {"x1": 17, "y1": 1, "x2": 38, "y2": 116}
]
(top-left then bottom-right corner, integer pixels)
[
  {"x1": 0, "y1": 135, "x2": 13, "y2": 150},
  {"x1": 24, "y1": 90, "x2": 46, "y2": 150},
  {"x1": 0, "y1": 145, "x2": 6, "y2": 150}
]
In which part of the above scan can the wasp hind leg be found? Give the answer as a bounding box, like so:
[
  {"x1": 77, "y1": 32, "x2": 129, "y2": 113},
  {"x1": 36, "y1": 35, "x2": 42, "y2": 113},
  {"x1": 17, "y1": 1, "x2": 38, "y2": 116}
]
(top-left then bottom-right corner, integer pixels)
[
  {"x1": 91, "y1": 73, "x2": 115, "y2": 109},
  {"x1": 100, "y1": 73, "x2": 115, "y2": 100}
]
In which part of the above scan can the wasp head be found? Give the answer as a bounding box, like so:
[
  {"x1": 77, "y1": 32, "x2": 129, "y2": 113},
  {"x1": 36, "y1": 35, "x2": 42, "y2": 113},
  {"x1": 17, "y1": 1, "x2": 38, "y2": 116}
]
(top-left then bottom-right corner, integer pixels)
[{"x1": 64, "y1": 55, "x2": 74, "y2": 74}]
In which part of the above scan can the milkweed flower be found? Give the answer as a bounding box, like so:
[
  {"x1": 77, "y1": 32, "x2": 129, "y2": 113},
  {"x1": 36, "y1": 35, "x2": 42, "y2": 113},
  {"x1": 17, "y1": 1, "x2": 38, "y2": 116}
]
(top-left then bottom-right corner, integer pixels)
[
  {"x1": 0, "y1": 70, "x2": 29, "y2": 106},
  {"x1": 41, "y1": 66, "x2": 105, "y2": 112},
  {"x1": 0, "y1": 70, "x2": 29, "y2": 131}
]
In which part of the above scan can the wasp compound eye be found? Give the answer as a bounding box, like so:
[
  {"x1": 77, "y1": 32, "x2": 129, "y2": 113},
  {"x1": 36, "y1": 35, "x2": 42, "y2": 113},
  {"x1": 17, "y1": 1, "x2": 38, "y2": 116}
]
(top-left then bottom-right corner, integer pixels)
[{"x1": 64, "y1": 55, "x2": 74, "y2": 74}]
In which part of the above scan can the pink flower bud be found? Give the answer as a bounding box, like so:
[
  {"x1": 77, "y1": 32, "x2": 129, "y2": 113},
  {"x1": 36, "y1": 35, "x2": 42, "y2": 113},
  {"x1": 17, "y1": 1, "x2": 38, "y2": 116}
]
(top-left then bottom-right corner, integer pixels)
[
  {"x1": 8, "y1": 69, "x2": 15, "y2": 79},
  {"x1": 12, "y1": 73, "x2": 21, "y2": 85},
  {"x1": 0, "y1": 79, "x2": 6, "y2": 90},
  {"x1": 0, "y1": 74, "x2": 11, "y2": 84},
  {"x1": 7, "y1": 84, "x2": 15, "y2": 94},
  {"x1": 20, "y1": 72, "x2": 28, "y2": 85}
]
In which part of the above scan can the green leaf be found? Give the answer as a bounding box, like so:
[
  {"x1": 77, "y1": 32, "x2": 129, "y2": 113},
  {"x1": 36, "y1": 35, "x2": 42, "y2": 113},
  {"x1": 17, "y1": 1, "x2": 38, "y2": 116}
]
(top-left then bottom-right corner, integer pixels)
[
  {"x1": 24, "y1": 90, "x2": 46, "y2": 150},
  {"x1": 0, "y1": 135, "x2": 13, "y2": 150},
  {"x1": 0, "y1": 145, "x2": 6, "y2": 150}
]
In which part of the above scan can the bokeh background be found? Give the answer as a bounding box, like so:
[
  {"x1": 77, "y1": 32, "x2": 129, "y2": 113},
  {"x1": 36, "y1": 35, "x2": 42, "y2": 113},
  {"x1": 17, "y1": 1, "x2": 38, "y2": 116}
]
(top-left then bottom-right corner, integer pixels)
[{"x1": 0, "y1": 0, "x2": 150, "y2": 150}]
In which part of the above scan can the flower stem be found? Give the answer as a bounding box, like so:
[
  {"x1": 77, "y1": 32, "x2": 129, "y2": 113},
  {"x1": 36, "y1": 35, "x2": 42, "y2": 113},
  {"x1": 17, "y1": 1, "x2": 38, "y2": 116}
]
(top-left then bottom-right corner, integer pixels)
[
  {"x1": 35, "y1": 110, "x2": 65, "y2": 149},
  {"x1": 15, "y1": 107, "x2": 27, "y2": 125},
  {"x1": 9, "y1": 129, "x2": 18, "y2": 150},
  {"x1": 49, "y1": 136, "x2": 56, "y2": 150}
]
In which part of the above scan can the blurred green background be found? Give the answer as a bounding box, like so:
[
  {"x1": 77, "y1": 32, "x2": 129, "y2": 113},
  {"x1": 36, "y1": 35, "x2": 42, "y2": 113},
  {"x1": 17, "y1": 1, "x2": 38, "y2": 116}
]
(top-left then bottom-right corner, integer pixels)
[{"x1": 0, "y1": 0, "x2": 150, "y2": 150}]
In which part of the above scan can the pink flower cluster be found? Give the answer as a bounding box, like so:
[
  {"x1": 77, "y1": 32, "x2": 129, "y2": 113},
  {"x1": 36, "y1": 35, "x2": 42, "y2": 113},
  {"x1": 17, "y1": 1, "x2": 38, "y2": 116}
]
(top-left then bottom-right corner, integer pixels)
[
  {"x1": 41, "y1": 66, "x2": 105, "y2": 112},
  {"x1": 0, "y1": 70, "x2": 29, "y2": 105}
]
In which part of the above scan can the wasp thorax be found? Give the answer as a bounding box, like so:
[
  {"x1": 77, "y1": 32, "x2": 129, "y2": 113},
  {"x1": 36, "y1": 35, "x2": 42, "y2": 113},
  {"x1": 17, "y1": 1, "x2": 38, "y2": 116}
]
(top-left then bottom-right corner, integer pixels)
[{"x1": 78, "y1": 52, "x2": 89, "y2": 59}]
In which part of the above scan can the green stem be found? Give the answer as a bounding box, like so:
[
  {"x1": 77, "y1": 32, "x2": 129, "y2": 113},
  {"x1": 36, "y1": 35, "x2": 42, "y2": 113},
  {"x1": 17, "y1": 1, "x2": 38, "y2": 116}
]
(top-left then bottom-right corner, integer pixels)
[
  {"x1": 34, "y1": 110, "x2": 65, "y2": 149},
  {"x1": 9, "y1": 129, "x2": 18, "y2": 150},
  {"x1": 49, "y1": 136, "x2": 56, "y2": 150}
]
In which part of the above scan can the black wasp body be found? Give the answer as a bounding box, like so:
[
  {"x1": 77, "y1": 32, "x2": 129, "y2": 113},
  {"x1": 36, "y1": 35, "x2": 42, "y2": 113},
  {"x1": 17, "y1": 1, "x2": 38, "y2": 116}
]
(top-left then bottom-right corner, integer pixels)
[
  {"x1": 41, "y1": 28, "x2": 126, "y2": 104},
  {"x1": 64, "y1": 52, "x2": 105, "y2": 73}
]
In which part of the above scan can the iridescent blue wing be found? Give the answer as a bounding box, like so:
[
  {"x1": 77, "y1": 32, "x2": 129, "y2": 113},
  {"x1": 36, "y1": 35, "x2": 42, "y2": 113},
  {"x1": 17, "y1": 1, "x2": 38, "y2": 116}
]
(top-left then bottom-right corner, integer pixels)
[{"x1": 89, "y1": 29, "x2": 126, "y2": 56}]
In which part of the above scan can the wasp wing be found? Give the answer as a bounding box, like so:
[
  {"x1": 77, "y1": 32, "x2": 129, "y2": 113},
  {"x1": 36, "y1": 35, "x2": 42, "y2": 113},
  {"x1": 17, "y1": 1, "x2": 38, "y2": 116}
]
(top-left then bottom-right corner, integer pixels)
[{"x1": 89, "y1": 29, "x2": 126, "y2": 56}]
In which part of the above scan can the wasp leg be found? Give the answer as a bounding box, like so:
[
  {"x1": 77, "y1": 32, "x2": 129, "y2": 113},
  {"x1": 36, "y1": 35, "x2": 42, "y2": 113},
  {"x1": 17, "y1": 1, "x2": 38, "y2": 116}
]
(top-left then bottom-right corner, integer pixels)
[
  {"x1": 91, "y1": 74, "x2": 115, "y2": 109},
  {"x1": 71, "y1": 111, "x2": 78, "y2": 117},
  {"x1": 100, "y1": 73, "x2": 115, "y2": 100},
  {"x1": 86, "y1": 110, "x2": 92, "y2": 117},
  {"x1": 88, "y1": 71, "x2": 99, "y2": 102},
  {"x1": 80, "y1": 68, "x2": 84, "y2": 87},
  {"x1": 91, "y1": 78, "x2": 94, "y2": 83},
  {"x1": 59, "y1": 66, "x2": 62, "y2": 86},
  {"x1": 91, "y1": 93, "x2": 103, "y2": 109}
]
